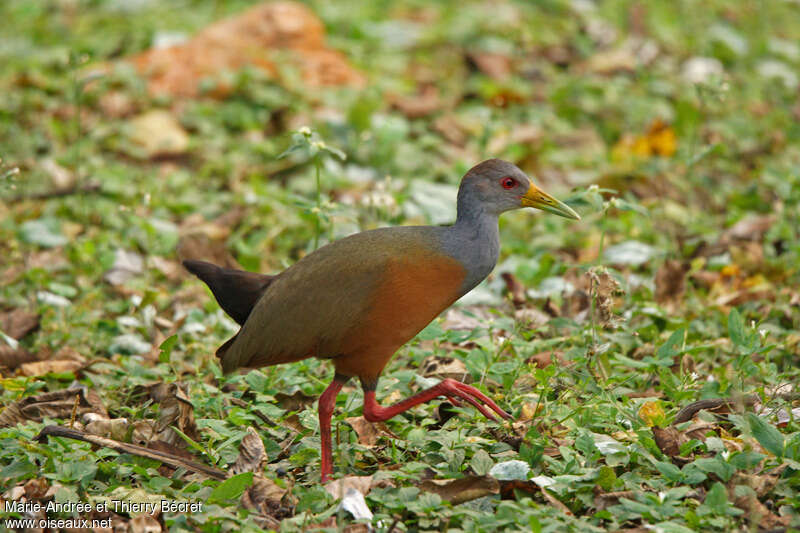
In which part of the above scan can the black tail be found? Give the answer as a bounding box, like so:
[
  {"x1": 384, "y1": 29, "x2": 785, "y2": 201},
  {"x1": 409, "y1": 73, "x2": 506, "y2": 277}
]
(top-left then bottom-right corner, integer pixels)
[{"x1": 183, "y1": 260, "x2": 275, "y2": 325}]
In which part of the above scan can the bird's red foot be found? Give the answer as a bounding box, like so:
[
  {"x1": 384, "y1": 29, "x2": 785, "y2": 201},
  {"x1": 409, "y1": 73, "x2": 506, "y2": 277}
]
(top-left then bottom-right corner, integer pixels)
[
  {"x1": 363, "y1": 378, "x2": 512, "y2": 422},
  {"x1": 437, "y1": 378, "x2": 513, "y2": 421}
]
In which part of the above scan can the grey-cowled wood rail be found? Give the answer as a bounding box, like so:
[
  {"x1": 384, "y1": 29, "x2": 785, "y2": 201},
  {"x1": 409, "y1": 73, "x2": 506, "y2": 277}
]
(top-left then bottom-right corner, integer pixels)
[{"x1": 184, "y1": 159, "x2": 580, "y2": 482}]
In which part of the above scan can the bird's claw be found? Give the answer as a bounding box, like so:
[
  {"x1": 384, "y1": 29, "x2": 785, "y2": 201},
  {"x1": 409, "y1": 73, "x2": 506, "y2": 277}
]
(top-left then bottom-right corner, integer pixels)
[{"x1": 439, "y1": 378, "x2": 513, "y2": 422}]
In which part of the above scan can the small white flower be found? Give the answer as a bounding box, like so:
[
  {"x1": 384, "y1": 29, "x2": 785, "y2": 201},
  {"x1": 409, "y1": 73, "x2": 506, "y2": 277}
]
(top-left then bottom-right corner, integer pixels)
[
  {"x1": 691, "y1": 372, "x2": 699, "y2": 381},
  {"x1": 759, "y1": 329, "x2": 768, "y2": 338},
  {"x1": 298, "y1": 126, "x2": 312, "y2": 136}
]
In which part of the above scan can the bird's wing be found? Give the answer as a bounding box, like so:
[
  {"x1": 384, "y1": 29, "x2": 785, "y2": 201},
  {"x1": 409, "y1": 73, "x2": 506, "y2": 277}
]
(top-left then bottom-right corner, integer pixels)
[{"x1": 220, "y1": 227, "x2": 433, "y2": 372}]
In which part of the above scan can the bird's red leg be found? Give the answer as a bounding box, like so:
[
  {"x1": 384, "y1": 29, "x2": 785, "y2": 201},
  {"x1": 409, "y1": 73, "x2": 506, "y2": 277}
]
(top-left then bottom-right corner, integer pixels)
[
  {"x1": 319, "y1": 375, "x2": 347, "y2": 483},
  {"x1": 362, "y1": 378, "x2": 512, "y2": 422}
]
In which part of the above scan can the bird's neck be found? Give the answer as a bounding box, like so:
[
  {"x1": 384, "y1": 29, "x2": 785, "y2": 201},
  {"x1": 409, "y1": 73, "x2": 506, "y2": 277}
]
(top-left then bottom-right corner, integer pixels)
[{"x1": 446, "y1": 201, "x2": 501, "y2": 295}]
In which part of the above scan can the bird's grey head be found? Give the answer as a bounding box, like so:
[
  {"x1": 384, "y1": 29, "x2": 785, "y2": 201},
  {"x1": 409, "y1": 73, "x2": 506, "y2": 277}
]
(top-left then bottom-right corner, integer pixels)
[{"x1": 457, "y1": 159, "x2": 580, "y2": 220}]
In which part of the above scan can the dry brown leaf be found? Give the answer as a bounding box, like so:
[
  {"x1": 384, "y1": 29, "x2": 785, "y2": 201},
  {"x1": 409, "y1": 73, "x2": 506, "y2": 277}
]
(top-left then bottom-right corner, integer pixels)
[
  {"x1": 129, "y1": 513, "x2": 161, "y2": 533},
  {"x1": 231, "y1": 427, "x2": 267, "y2": 475},
  {"x1": 594, "y1": 490, "x2": 635, "y2": 512},
  {"x1": 240, "y1": 476, "x2": 287, "y2": 520},
  {"x1": 154, "y1": 382, "x2": 199, "y2": 447},
  {"x1": 501, "y1": 272, "x2": 527, "y2": 307},
  {"x1": 611, "y1": 119, "x2": 677, "y2": 161},
  {"x1": 588, "y1": 267, "x2": 623, "y2": 328},
  {"x1": 730, "y1": 491, "x2": 789, "y2": 530},
  {"x1": 723, "y1": 214, "x2": 776, "y2": 242},
  {"x1": 432, "y1": 114, "x2": 469, "y2": 146},
  {"x1": 655, "y1": 260, "x2": 689, "y2": 308},
  {"x1": 19, "y1": 359, "x2": 84, "y2": 377},
  {"x1": 526, "y1": 350, "x2": 566, "y2": 369},
  {"x1": 539, "y1": 486, "x2": 573, "y2": 515},
  {"x1": 0, "y1": 308, "x2": 40, "y2": 340},
  {"x1": 128, "y1": 109, "x2": 190, "y2": 158},
  {"x1": 390, "y1": 85, "x2": 441, "y2": 119},
  {"x1": 421, "y1": 355, "x2": 470, "y2": 382},
  {"x1": 419, "y1": 475, "x2": 499, "y2": 505},
  {"x1": 0, "y1": 387, "x2": 107, "y2": 428},
  {"x1": 84, "y1": 416, "x2": 136, "y2": 442},
  {"x1": 469, "y1": 51, "x2": 513, "y2": 80},
  {"x1": 124, "y1": 1, "x2": 363, "y2": 98},
  {"x1": 274, "y1": 390, "x2": 316, "y2": 412},
  {"x1": 0, "y1": 345, "x2": 39, "y2": 370},
  {"x1": 344, "y1": 416, "x2": 396, "y2": 447},
  {"x1": 325, "y1": 475, "x2": 374, "y2": 498},
  {"x1": 652, "y1": 426, "x2": 686, "y2": 458},
  {"x1": 441, "y1": 306, "x2": 492, "y2": 331},
  {"x1": 514, "y1": 307, "x2": 551, "y2": 329},
  {"x1": 176, "y1": 233, "x2": 240, "y2": 270},
  {"x1": 23, "y1": 477, "x2": 49, "y2": 500},
  {"x1": 99, "y1": 90, "x2": 137, "y2": 118}
]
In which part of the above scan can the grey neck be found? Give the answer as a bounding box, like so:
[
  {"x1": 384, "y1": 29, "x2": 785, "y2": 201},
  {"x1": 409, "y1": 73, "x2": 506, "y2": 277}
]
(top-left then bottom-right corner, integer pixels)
[{"x1": 439, "y1": 194, "x2": 501, "y2": 295}]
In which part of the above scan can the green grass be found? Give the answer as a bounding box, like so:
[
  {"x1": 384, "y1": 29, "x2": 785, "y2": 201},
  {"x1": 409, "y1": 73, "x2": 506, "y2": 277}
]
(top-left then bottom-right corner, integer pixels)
[{"x1": 1, "y1": 0, "x2": 799, "y2": 531}]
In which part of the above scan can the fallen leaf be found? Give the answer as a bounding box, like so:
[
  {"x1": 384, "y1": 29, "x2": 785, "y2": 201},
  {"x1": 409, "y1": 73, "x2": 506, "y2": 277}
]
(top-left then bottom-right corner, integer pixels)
[
  {"x1": 231, "y1": 427, "x2": 267, "y2": 475},
  {"x1": 652, "y1": 426, "x2": 686, "y2": 458},
  {"x1": 682, "y1": 56, "x2": 724, "y2": 84},
  {"x1": 0, "y1": 345, "x2": 39, "y2": 370},
  {"x1": 638, "y1": 401, "x2": 667, "y2": 428},
  {"x1": 129, "y1": 514, "x2": 161, "y2": 533},
  {"x1": 325, "y1": 475, "x2": 374, "y2": 499},
  {"x1": 128, "y1": 110, "x2": 190, "y2": 158},
  {"x1": 274, "y1": 390, "x2": 316, "y2": 412},
  {"x1": 655, "y1": 260, "x2": 689, "y2": 309},
  {"x1": 40, "y1": 158, "x2": 74, "y2": 190},
  {"x1": 588, "y1": 267, "x2": 624, "y2": 328},
  {"x1": 514, "y1": 307, "x2": 550, "y2": 328},
  {"x1": 526, "y1": 350, "x2": 566, "y2": 369},
  {"x1": 240, "y1": 475, "x2": 286, "y2": 525},
  {"x1": 723, "y1": 214, "x2": 775, "y2": 242},
  {"x1": 501, "y1": 272, "x2": 527, "y2": 307},
  {"x1": 154, "y1": 382, "x2": 199, "y2": 447},
  {"x1": 19, "y1": 359, "x2": 85, "y2": 377},
  {"x1": 104, "y1": 249, "x2": 145, "y2": 286},
  {"x1": 419, "y1": 475, "x2": 499, "y2": 505},
  {"x1": 0, "y1": 308, "x2": 40, "y2": 340},
  {"x1": 611, "y1": 119, "x2": 677, "y2": 161},
  {"x1": 338, "y1": 487, "x2": 373, "y2": 521},
  {"x1": 124, "y1": 1, "x2": 364, "y2": 98},
  {"x1": 176, "y1": 233, "x2": 240, "y2": 270},
  {"x1": 489, "y1": 459, "x2": 530, "y2": 480},
  {"x1": 390, "y1": 85, "x2": 441, "y2": 119},
  {"x1": 344, "y1": 416, "x2": 396, "y2": 447},
  {"x1": 421, "y1": 356, "x2": 470, "y2": 382},
  {"x1": 0, "y1": 387, "x2": 107, "y2": 428},
  {"x1": 469, "y1": 51, "x2": 513, "y2": 80}
]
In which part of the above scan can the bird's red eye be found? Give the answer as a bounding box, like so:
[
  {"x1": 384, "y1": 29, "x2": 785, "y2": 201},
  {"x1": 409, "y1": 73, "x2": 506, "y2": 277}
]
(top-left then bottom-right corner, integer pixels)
[{"x1": 500, "y1": 177, "x2": 516, "y2": 189}]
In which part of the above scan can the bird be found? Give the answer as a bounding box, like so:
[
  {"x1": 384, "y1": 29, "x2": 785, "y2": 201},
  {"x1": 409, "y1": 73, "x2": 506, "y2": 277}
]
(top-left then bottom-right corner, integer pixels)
[{"x1": 184, "y1": 159, "x2": 580, "y2": 482}]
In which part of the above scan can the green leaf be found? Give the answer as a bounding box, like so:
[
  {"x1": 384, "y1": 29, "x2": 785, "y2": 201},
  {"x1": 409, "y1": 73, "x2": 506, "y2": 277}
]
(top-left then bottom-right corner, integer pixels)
[
  {"x1": 595, "y1": 465, "x2": 617, "y2": 491},
  {"x1": 728, "y1": 308, "x2": 746, "y2": 347},
  {"x1": 703, "y1": 481, "x2": 728, "y2": 514},
  {"x1": 158, "y1": 334, "x2": 178, "y2": 364},
  {"x1": 654, "y1": 460, "x2": 683, "y2": 483},
  {"x1": 692, "y1": 456, "x2": 735, "y2": 482},
  {"x1": 657, "y1": 329, "x2": 685, "y2": 360},
  {"x1": 208, "y1": 472, "x2": 254, "y2": 504},
  {"x1": 746, "y1": 413, "x2": 784, "y2": 458},
  {"x1": 470, "y1": 449, "x2": 494, "y2": 476}
]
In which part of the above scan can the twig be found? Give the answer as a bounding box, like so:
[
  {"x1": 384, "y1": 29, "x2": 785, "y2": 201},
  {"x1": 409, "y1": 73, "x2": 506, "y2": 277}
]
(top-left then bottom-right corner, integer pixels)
[
  {"x1": 8, "y1": 182, "x2": 102, "y2": 202},
  {"x1": 672, "y1": 392, "x2": 800, "y2": 425},
  {"x1": 35, "y1": 425, "x2": 227, "y2": 480}
]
